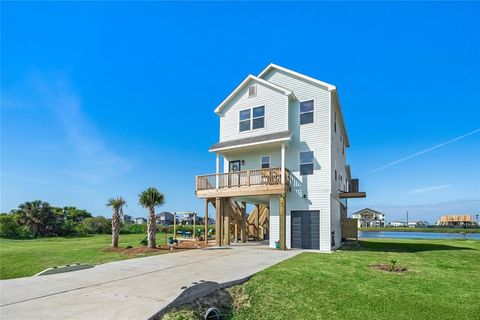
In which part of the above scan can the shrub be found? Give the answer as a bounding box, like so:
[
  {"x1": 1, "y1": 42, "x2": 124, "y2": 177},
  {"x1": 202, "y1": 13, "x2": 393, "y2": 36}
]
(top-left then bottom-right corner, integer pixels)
[
  {"x1": 0, "y1": 214, "x2": 33, "y2": 239},
  {"x1": 76, "y1": 217, "x2": 111, "y2": 235},
  {"x1": 120, "y1": 223, "x2": 147, "y2": 234}
]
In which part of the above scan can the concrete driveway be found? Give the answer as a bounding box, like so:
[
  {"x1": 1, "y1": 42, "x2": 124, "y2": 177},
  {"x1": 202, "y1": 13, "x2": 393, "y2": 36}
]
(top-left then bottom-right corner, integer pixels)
[{"x1": 0, "y1": 243, "x2": 299, "y2": 319}]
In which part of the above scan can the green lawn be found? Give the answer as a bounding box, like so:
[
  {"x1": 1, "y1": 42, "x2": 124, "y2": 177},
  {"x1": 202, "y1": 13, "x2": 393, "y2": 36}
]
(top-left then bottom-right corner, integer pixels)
[
  {"x1": 234, "y1": 239, "x2": 480, "y2": 319},
  {"x1": 165, "y1": 239, "x2": 480, "y2": 320},
  {"x1": 0, "y1": 233, "x2": 173, "y2": 279}
]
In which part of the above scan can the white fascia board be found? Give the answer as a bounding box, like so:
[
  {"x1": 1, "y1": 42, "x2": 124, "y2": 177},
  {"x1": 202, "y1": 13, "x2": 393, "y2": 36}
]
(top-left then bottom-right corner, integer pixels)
[
  {"x1": 258, "y1": 63, "x2": 337, "y2": 91},
  {"x1": 214, "y1": 74, "x2": 293, "y2": 115},
  {"x1": 331, "y1": 89, "x2": 350, "y2": 147}
]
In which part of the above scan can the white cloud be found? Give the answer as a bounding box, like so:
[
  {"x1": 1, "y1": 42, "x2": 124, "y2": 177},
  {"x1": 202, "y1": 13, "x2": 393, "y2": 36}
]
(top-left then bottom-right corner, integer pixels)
[
  {"x1": 408, "y1": 184, "x2": 450, "y2": 195},
  {"x1": 32, "y1": 73, "x2": 131, "y2": 184}
]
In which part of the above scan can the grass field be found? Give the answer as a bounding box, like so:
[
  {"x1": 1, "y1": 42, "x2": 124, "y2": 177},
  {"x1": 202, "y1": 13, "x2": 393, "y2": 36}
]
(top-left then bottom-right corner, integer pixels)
[
  {"x1": 359, "y1": 227, "x2": 480, "y2": 233},
  {"x1": 0, "y1": 233, "x2": 173, "y2": 279},
  {"x1": 165, "y1": 239, "x2": 480, "y2": 320}
]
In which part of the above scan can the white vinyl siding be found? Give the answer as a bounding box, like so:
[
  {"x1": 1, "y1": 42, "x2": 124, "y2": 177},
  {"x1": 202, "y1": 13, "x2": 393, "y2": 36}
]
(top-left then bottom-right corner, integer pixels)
[
  {"x1": 263, "y1": 69, "x2": 332, "y2": 251},
  {"x1": 222, "y1": 146, "x2": 281, "y2": 173},
  {"x1": 219, "y1": 79, "x2": 288, "y2": 142}
]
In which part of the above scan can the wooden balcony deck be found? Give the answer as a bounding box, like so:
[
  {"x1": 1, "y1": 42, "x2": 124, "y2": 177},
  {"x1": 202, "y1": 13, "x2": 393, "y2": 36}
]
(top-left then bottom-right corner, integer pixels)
[{"x1": 195, "y1": 167, "x2": 290, "y2": 198}]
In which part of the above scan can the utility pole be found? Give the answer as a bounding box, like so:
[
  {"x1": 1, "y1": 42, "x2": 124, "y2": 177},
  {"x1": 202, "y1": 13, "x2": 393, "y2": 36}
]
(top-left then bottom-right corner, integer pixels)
[{"x1": 406, "y1": 210, "x2": 409, "y2": 226}]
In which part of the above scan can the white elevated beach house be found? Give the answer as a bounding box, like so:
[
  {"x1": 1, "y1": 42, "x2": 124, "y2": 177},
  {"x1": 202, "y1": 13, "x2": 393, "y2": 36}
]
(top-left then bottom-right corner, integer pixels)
[{"x1": 196, "y1": 64, "x2": 365, "y2": 251}]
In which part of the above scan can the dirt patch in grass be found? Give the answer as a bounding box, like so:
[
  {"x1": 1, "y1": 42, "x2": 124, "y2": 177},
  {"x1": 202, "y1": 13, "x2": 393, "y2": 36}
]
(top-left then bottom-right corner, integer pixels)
[
  {"x1": 162, "y1": 285, "x2": 250, "y2": 320},
  {"x1": 370, "y1": 260, "x2": 408, "y2": 273}
]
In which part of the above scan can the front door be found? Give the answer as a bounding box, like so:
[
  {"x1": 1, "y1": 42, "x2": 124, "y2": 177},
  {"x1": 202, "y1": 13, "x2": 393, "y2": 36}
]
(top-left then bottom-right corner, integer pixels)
[
  {"x1": 228, "y1": 160, "x2": 241, "y2": 187},
  {"x1": 229, "y1": 160, "x2": 241, "y2": 172},
  {"x1": 291, "y1": 210, "x2": 320, "y2": 249}
]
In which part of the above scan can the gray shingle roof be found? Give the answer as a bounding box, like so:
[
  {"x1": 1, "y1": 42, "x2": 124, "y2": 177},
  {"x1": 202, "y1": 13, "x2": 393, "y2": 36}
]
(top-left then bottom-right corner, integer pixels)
[{"x1": 209, "y1": 130, "x2": 292, "y2": 151}]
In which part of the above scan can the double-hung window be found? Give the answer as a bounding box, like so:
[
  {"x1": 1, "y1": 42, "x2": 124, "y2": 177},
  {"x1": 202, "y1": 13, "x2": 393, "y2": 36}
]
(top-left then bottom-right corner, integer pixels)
[
  {"x1": 299, "y1": 151, "x2": 314, "y2": 175},
  {"x1": 239, "y1": 109, "x2": 251, "y2": 132},
  {"x1": 261, "y1": 155, "x2": 270, "y2": 169},
  {"x1": 300, "y1": 100, "x2": 314, "y2": 125},
  {"x1": 252, "y1": 106, "x2": 265, "y2": 129},
  {"x1": 239, "y1": 106, "x2": 265, "y2": 132}
]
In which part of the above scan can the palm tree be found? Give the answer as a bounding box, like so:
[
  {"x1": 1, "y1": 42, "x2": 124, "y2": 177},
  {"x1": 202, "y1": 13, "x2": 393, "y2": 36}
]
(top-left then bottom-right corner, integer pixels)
[
  {"x1": 106, "y1": 197, "x2": 127, "y2": 248},
  {"x1": 138, "y1": 187, "x2": 165, "y2": 248}
]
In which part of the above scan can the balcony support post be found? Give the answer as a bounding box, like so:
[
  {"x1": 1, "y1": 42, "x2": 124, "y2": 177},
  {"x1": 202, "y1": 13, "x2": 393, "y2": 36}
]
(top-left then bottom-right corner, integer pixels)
[
  {"x1": 223, "y1": 199, "x2": 231, "y2": 245},
  {"x1": 255, "y1": 204, "x2": 260, "y2": 240},
  {"x1": 281, "y1": 143, "x2": 285, "y2": 184},
  {"x1": 241, "y1": 201, "x2": 247, "y2": 243},
  {"x1": 279, "y1": 193, "x2": 286, "y2": 250},
  {"x1": 215, "y1": 197, "x2": 222, "y2": 246}
]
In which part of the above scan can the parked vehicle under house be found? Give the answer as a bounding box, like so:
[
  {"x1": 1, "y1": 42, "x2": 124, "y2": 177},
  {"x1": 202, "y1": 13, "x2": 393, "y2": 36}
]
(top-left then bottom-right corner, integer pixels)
[{"x1": 196, "y1": 64, "x2": 365, "y2": 251}]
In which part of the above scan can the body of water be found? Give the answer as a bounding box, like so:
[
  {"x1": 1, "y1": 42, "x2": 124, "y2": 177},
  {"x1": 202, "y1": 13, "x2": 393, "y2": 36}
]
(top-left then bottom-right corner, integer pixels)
[{"x1": 359, "y1": 231, "x2": 480, "y2": 240}]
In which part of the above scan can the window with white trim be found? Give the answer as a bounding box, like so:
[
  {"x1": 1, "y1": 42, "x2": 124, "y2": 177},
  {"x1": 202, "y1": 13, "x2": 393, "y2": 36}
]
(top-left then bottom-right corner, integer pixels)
[
  {"x1": 248, "y1": 85, "x2": 257, "y2": 97},
  {"x1": 261, "y1": 155, "x2": 270, "y2": 169},
  {"x1": 300, "y1": 100, "x2": 314, "y2": 125},
  {"x1": 252, "y1": 106, "x2": 265, "y2": 129},
  {"x1": 239, "y1": 106, "x2": 265, "y2": 132},
  {"x1": 239, "y1": 109, "x2": 251, "y2": 132},
  {"x1": 299, "y1": 151, "x2": 314, "y2": 175}
]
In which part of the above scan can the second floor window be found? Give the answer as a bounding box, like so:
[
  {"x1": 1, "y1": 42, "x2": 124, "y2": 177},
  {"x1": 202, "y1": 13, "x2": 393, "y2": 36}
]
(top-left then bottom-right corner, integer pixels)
[
  {"x1": 239, "y1": 109, "x2": 251, "y2": 132},
  {"x1": 300, "y1": 151, "x2": 314, "y2": 175},
  {"x1": 239, "y1": 106, "x2": 265, "y2": 132},
  {"x1": 261, "y1": 155, "x2": 270, "y2": 169},
  {"x1": 300, "y1": 100, "x2": 314, "y2": 125}
]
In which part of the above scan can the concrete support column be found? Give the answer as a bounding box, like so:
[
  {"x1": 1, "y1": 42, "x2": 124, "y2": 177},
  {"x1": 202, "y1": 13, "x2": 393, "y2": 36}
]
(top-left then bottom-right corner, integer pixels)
[
  {"x1": 204, "y1": 199, "x2": 209, "y2": 245},
  {"x1": 215, "y1": 197, "x2": 222, "y2": 246},
  {"x1": 241, "y1": 201, "x2": 247, "y2": 243},
  {"x1": 279, "y1": 194, "x2": 286, "y2": 250}
]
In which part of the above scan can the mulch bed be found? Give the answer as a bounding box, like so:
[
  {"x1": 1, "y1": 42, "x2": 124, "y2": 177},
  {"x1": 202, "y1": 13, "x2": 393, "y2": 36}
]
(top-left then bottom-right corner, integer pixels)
[{"x1": 103, "y1": 241, "x2": 212, "y2": 256}]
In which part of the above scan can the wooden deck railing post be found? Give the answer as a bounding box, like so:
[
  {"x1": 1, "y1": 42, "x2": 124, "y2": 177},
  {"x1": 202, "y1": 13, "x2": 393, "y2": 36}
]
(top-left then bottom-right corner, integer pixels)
[{"x1": 247, "y1": 170, "x2": 250, "y2": 187}]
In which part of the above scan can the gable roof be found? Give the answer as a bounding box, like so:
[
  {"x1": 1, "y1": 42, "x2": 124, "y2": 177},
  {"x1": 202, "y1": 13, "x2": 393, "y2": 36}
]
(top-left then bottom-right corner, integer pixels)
[
  {"x1": 258, "y1": 63, "x2": 336, "y2": 91},
  {"x1": 352, "y1": 208, "x2": 385, "y2": 216},
  {"x1": 214, "y1": 74, "x2": 293, "y2": 115},
  {"x1": 258, "y1": 63, "x2": 350, "y2": 147}
]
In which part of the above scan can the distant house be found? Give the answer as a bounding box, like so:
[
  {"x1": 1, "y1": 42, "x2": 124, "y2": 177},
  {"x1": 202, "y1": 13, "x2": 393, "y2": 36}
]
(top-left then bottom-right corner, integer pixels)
[
  {"x1": 176, "y1": 213, "x2": 202, "y2": 225},
  {"x1": 390, "y1": 221, "x2": 407, "y2": 227},
  {"x1": 122, "y1": 214, "x2": 132, "y2": 224},
  {"x1": 352, "y1": 208, "x2": 385, "y2": 227},
  {"x1": 408, "y1": 220, "x2": 429, "y2": 228},
  {"x1": 437, "y1": 215, "x2": 475, "y2": 227},
  {"x1": 156, "y1": 212, "x2": 174, "y2": 225},
  {"x1": 132, "y1": 217, "x2": 147, "y2": 225}
]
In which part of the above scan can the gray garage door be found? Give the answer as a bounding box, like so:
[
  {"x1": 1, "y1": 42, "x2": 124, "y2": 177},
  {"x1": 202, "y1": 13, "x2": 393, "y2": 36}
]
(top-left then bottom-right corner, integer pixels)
[{"x1": 291, "y1": 210, "x2": 320, "y2": 249}]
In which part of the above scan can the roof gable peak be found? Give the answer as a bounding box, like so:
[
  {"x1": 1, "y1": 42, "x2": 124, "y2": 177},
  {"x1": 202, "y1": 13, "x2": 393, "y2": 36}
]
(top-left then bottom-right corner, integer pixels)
[{"x1": 214, "y1": 74, "x2": 292, "y2": 115}]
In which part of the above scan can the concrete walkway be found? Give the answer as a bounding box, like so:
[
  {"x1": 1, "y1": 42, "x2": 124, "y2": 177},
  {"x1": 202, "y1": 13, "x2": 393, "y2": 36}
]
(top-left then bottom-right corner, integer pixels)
[{"x1": 0, "y1": 243, "x2": 299, "y2": 319}]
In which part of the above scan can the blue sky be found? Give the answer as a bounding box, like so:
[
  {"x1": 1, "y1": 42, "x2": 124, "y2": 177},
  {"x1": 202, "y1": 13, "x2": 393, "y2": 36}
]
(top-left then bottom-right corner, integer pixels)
[{"x1": 1, "y1": 2, "x2": 479, "y2": 223}]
